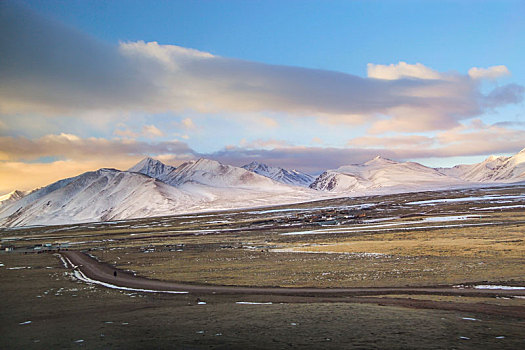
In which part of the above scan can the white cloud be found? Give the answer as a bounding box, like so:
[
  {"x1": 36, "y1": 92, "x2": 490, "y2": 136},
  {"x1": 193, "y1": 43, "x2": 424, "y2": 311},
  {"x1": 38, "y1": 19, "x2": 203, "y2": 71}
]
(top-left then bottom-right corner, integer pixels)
[
  {"x1": 367, "y1": 62, "x2": 442, "y2": 80},
  {"x1": 142, "y1": 124, "x2": 164, "y2": 138},
  {"x1": 468, "y1": 65, "x2": 510, "y2": 80},
  {"x1": 181, "y1": 118, "x2": 196, "y2": 129},
  {"x1": 1, "y1": 4, "x2": 523, "y2": 134}
]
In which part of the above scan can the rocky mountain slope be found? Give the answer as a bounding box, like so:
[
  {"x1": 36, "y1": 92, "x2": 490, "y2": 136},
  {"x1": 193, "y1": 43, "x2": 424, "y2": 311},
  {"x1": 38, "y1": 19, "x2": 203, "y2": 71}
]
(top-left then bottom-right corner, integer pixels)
[{"x1": 242, "y1": 161, "x2": 314, "y2": 187}]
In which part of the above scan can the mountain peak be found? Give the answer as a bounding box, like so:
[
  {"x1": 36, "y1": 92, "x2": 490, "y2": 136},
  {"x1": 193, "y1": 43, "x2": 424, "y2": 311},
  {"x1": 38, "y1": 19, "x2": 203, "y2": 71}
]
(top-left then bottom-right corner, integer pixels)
[
  {"x1": 365, "y1": 155, "x2": 397, "y2": 165},
  {"x1": 195, "y1": 158, "x2": 219, "y2": 165},
  {"x1": 0, "y1": 190, "x2": 28, "y2": 204},
  {"x1": 485, "y1": 155, "x2": 506, "y2": 162},
  {"x1": 242, "y1": 161, "x2": 270, "y2": 173},
  {"x1": 242, "y1": 161, "x2": 314, "y2": 187},
  {"x1": 128, "y1": 157, "x2": 176, "y2": 179},
  {"x1": 189, "y1": 158, "x2": 224, "y2": 170}
]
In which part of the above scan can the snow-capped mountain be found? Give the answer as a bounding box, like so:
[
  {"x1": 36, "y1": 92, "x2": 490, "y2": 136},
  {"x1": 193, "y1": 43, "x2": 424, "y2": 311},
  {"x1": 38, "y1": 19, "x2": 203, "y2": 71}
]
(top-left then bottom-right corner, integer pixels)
[
  {"x1": 0, "y1": 159, "x2": 319, "y2": 227},
  {"x1": 164, "y1": 158, "x2": 279, "y2": 188},
  {"x1": 0, "y1": 169, "x2": 190, "y2": 227},
  {"x1": 0, "y1": 190, "x2": 29, "y2": 207},
  {"x1": 310, "y1": 156, "x2": 455, "y2": 193},
  {"x1": 129, "y1": 157, "x2": 284, "y2": 188},
  {"x1": 242, "y1": 161, "x2": 314, "y2": 187},
  {"x1": 128, "y1": 157, "x2": 177, "y2": 182},
  {"x1": 1, "y1": 149, "x2": 524, "y2": 228},
  {"x1": 439, "y1": 148, "x2": 525, "y2": 182}
]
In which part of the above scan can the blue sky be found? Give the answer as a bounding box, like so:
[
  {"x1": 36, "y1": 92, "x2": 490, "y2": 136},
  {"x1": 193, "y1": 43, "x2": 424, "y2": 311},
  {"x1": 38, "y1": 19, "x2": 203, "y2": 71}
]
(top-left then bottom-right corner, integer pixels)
[
  {"x1": 0, "y1": 0, "x2": 524, "y2": 193},
  {"x1": 22, "y1": 1, "x2": 525, "y2": 75}
]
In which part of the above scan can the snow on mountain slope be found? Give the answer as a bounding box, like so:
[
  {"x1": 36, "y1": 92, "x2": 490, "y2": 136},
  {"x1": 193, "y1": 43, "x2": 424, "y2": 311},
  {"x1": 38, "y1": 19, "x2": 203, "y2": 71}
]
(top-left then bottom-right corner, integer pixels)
[
  {"x1": 3, "y1": 149, "x2": 524, "y2": 228},
  {"x1": 0, "y1": 169, "x2": 197, "y2": 227},
  {"x1": 0, "y1": 160, "x2": 320, "y2": 227},
  {"x1": 0, "y1": 190, "x2": 29, "y2": 207},
  {"x1": 310, "y1": 156, "x2": 456, "y2": 193},
  {"x1": 152, "y1": 158, "x2": 283, "y2": 188},
  {"x1": 242, "y1": 161, "x2": 314, "y2": 187},
  {"x1": 438, "y1": 148, "x2": 525, "y2": 182},
  {"x1": 128, "y1": 157, "x2": 177, "y2": 181}
]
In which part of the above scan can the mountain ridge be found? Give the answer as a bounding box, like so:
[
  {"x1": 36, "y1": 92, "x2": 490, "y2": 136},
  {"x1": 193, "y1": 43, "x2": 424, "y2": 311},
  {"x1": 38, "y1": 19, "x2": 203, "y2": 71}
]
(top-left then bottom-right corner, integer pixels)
[
  {"x1": 242, "y1": 161, "x2": 314, "y2": 187},
  {"x1": 1, "y1": 149, "x2": 524, "y2": 227}
]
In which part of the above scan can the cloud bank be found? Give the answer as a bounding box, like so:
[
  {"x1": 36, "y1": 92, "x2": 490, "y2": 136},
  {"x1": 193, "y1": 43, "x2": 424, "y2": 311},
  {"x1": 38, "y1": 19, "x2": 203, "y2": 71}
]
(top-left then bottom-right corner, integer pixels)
[{"x1": 1, "y1": 3, "x2": 523, "y2": 133}]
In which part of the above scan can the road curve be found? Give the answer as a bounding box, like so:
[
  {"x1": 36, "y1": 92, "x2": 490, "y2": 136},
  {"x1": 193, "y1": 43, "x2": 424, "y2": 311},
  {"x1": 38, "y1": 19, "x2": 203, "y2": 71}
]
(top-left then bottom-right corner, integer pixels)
[{"x1": 61, "y1": 251, "x2": 525, "y2": 298}]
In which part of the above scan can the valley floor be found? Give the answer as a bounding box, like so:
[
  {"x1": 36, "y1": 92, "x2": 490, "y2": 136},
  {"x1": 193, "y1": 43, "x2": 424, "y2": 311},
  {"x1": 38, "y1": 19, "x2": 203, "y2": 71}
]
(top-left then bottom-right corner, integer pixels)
[{"x1": 1, "y1": 184, "x2": 524, "y2": 348}]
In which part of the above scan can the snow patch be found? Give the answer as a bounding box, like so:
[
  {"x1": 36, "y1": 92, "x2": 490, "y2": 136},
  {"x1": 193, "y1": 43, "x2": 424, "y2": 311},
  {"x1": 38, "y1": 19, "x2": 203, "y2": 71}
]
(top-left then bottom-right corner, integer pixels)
[
  {"x1": 72, "y1": 269, "x2": 188, "y2": 294},
  {"x1": 236, "y1": 302, "x2": 273, "y2": 305},
  {"x1": 473, "y1": 285, "x2": 525, "y2": 290}
]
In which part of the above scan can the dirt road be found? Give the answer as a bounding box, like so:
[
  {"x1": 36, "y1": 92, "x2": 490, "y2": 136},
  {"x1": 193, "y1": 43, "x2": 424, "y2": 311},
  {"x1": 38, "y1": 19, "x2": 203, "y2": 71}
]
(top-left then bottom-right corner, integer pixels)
[{"x1": 61, "y1": 251, "x2": 525, "y2": 317}]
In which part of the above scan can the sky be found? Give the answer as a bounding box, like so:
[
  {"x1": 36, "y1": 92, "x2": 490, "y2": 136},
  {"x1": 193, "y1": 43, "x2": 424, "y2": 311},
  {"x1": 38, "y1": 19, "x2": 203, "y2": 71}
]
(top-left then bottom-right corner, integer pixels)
[{"x1": 1, "y1": 0, "x2": 524, "y2": 194}]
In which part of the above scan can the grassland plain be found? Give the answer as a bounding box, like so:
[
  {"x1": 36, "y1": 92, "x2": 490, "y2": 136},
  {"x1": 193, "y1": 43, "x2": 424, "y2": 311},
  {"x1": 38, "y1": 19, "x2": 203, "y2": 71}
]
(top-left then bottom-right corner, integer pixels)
[{"x1": 1, "y1": 184, "x2": 524, "y2": 348}]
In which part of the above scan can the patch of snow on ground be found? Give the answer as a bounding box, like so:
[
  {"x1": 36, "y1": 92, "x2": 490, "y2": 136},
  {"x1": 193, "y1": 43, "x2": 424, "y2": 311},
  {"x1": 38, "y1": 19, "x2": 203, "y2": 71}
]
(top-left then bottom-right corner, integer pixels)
[
  {"x1": 272, "y1": 248, "x2": 389, "y2": 257},
  {"x1": 236, "y1": 302, "x2": 273, "y2": 305},
  {"x1": 462, "y1": 317, "x2": 480, "y2": 321},
  {"x1": 281, "y1": 215, "x2": 484, "y2": 236},
  {"x1": 473, "y1": 285, "x2": 525, "y2": 290},
  {"x1": 406, "y1": 194, "x2": 524, "y2": 205},
  {"x1": 72, "y1": 269, "x2": 188, "y2": 294},
  {"x1": 474, "y1": 204, "x2": 525, "y2": 210}
]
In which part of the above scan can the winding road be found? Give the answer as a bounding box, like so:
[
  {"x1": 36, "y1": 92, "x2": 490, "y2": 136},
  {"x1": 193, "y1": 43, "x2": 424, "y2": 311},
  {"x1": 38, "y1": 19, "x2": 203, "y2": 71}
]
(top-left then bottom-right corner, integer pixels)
[{"x1": 60, "y1": 251, "x2": 525, "y2": 318}]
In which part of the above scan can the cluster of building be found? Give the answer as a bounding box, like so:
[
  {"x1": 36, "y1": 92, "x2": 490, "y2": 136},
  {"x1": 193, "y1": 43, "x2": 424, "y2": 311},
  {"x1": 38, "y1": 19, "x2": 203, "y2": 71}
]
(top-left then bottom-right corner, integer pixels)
[{"x1": 1, "y1": 242, "x2": 70, "y2": 253}]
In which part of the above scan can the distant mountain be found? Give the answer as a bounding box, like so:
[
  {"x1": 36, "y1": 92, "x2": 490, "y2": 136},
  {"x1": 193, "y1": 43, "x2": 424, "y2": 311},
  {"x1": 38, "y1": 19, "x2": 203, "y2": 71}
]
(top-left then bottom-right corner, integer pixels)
[
  {"x1": 439, "y1": 148, "x2": 525, "y2": 182},
  {"x1": 1, "y1": 149, "x2": 524, "y2": 228},
  {"x1": 310, "y1": 156, "x2": 455, "y2": 193},
  {"x1": 0, "y1": 169, "x2": 194, "y2": 227},
  {"x1": 0, "y1": 159, "x2": 318, "y2": 227},
  {"x1": 242, "y1": 161, "x2": 314, "y2": 187}
]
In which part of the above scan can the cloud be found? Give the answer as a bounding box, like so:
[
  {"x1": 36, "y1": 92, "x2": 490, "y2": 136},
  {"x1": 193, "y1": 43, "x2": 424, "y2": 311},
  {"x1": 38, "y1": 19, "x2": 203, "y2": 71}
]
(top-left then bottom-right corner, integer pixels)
[
  {"x1": 1, "y1": 3, "x2": 523, "y2": 133},
  {"x1": 348, "y1": 120, "x2": 525, "y2": 158},
  {"x1": 468, "y1": 65, "x2": 510, "y2": 80},
  {"x1": 0, "y1": 159, "x2": 138, "y2": 194},
  {"x1": 0, "y1": 3, "x2": 153, "y2": 115},
  {"x1": 367, "y1": 62, "x2": 442, "y2": 80},
  {"x1": 434, "y1": 120, "x2": 525, "y2": 156},
  {"x1": 348, "y1": 135, "x2": 434, "y2": 148},
  {"x1": 259, "y1": 117, "x2": 279, "y2": 128},
  {"x1": 483, "y1": 84, "x2": 524, "y2": 108},
  {"x1": 238, "y1": 138, "x2": 291, "y2": 149},
  {"x1": 0, "y1": 132, "x2": 197, "y2": 193},
  {"x1": 0, "y1": 133, "x2": 195, "y2": 162},
  {"x1": 181, "y1": 118, "x2": 196, "y2": 129},
  {"x1": 1, "y1": 124, "x2": 524, "y2": 194},
  {"x1": 142, "y1": 124, "x2": 164, "y2": 138}
]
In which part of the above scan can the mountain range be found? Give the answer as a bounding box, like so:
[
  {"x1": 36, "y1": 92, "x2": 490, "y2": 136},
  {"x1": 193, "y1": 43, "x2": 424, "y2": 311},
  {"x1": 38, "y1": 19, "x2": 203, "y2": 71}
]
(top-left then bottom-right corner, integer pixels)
[{"x1": 1, "y1": 148, "x2": 524, "y2": 227}]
